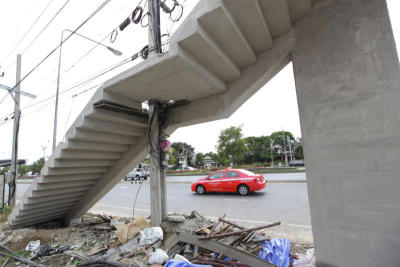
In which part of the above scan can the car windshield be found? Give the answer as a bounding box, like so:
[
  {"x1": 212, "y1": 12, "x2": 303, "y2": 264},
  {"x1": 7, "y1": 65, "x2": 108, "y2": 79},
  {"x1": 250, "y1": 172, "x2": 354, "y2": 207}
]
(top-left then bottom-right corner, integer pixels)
[{"x1": 240, "y1": 169, "x2": 256, "y2": 176}]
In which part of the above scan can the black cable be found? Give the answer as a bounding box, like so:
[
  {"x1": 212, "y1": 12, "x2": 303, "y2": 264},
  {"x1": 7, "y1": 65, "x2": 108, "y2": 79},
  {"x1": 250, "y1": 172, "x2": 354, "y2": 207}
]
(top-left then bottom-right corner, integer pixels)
[
  {"x1": 0, "y1": 0, "x2": 112, "y2": 106},
  {"x1": 21, "y1": 0, "x2": 72, "y2": 55},
  {"x1": 132, "y1": 181, "x2": 143, "y2": 219},
  {"x1": 132, "y1": 6, "x2": 143, "y2": 24},
  {"x1": 0, "y1": 0, "x2": 56, "y2": 67}
]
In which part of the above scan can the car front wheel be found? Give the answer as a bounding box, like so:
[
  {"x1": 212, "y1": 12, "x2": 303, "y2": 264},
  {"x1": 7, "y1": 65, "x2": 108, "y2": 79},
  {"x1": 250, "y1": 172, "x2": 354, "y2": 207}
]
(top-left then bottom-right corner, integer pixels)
[
  {"x1": 238, "y1": 184, "x2": 249, "y2": 196},
  {"x1": 196, "y1": 185, "x2": 206, "y2": 195}
]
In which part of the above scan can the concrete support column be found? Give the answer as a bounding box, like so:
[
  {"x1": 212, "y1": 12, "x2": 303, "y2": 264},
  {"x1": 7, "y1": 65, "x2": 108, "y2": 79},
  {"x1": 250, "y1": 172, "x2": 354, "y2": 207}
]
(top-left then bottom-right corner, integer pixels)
[
  {"x1": 292, "y1": 1, "x2": 400, "y2": 266},
  {"x1": 148, "y1": 100, "x2": 167, "y2": 226}
]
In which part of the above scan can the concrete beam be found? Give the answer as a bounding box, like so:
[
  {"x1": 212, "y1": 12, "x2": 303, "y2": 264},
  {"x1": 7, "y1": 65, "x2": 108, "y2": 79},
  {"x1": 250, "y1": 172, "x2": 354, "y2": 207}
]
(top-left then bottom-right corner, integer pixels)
[
  {"x1": 168, "y1": 34, "x2": 293, "y2": 128},
  {"x1": 292, "y1": 0, "x2": 400, "y2": 266}
]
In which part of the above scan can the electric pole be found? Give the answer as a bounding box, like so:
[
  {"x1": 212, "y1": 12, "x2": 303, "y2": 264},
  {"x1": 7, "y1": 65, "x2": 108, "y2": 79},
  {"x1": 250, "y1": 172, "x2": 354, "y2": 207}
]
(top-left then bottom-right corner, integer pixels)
[
  {"x1": 287, "y1": 136, "x2": 293, "y2": 162},
  {"x1": 270, "y1": 140, "x2": 274, "y2": 167},
  {"x1": 147, "y1": 0, "x2": 166, "y2": 226},
  {"x1": 9, "y1": 54, "x2": 21, "y2": 206},
  {"x1": 282, "y1": 131, "x2": 288, "y2": 166}
]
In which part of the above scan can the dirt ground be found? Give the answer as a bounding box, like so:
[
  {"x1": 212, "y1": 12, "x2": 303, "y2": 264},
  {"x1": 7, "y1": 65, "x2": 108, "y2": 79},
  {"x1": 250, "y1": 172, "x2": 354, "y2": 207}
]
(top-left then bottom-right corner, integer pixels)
[{"x1": 0, "y1": 212, "x2": 314, "y2": 266}]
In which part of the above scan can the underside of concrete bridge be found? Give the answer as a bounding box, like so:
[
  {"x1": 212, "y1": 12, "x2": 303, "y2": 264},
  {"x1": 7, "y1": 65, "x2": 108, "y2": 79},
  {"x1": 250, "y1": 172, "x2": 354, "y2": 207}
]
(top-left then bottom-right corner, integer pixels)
[{"x1": 9, "y1": 0, "x2": 400, "y2": 266}]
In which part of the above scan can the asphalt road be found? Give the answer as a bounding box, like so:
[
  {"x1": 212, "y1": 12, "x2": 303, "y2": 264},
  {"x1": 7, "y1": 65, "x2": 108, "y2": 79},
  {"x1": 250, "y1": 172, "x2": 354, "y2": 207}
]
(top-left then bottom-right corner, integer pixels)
[
  {"x1": 15, "y1": 180, "x2": 311, "y2": 227},
  {"x1": 165, "y1": 172, "x2": 306, "y2": 183}
]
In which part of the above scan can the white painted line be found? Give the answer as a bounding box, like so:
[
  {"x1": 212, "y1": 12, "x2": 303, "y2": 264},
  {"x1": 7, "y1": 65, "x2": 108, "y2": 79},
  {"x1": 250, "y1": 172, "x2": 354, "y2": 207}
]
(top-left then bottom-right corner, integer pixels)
[
  {"x1": 223, "y1": 198, "x2": 246, "y2": 202},
  {"x1": 119, "y1": 186, "x2": 129, "y2": 189},
  {"x1": 94, "y1": 203, "x2": 311, "y2": 228},
  {"x1": 120, "y1": 194, "x2": 131, "y2": 196},
  {"x1": 204, "y1": 215, "x2": 312, "y2": 228},
  {"x1": 95, "y1": 203, "x2": 150, "y2": 212}
]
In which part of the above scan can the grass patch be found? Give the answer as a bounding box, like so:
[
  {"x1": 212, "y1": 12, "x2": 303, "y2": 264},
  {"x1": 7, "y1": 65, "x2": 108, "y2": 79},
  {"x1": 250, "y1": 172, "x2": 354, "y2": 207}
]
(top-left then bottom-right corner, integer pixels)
[{"x1": 0, "y1": 205, "x2": 13, "y2": 223}]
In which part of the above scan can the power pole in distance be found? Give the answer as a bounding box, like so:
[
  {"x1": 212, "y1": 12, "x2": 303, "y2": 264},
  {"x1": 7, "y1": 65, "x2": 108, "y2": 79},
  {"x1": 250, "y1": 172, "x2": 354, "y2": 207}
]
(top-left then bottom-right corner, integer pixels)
[
  {"x1": 147, "y1": 0, "x2": 167, "y2": 226},
  {"x1": 9, "y1": 54, "x2": 21, "y2": 206}
]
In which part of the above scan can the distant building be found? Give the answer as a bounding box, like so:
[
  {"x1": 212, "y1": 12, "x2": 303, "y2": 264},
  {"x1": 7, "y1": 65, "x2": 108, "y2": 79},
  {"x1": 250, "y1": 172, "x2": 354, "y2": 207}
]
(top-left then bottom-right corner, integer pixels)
[
  {"x1": 203, "y1": 155, "x2": 214, "y2": 168},
  {"x1": 177, "y1": 153, "x2": 188, "y2": 168}
]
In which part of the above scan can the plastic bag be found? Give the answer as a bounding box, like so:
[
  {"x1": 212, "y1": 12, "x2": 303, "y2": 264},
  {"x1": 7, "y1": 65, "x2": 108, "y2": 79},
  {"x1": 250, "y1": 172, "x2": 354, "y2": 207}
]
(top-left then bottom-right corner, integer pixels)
[
  {"x1": 139, "y1": 227, "x2": 163, "y2": 246},
  {"x1": 148, "y1": 248, "x2": 169, "y2": 264},
  {"x1": 164, "y1": 260, "x2": 212, "y2": 267},
  {"x1": 258, "y1": 238, "x2": 294, "y2": 267}
]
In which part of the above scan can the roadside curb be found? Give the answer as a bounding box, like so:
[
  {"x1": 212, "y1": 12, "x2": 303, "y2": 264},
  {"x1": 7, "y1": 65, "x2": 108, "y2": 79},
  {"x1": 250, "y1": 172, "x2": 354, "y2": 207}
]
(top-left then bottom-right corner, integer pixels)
[{"x1": 17, "y1": 180, "x2": 307, "y2": 185}]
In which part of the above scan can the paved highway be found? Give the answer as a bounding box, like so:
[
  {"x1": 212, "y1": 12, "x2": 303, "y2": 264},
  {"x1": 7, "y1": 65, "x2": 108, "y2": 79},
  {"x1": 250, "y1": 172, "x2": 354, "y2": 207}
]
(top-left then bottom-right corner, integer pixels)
[{"x1": 15, "y1": 179, "x2": 311, "y2": 227}]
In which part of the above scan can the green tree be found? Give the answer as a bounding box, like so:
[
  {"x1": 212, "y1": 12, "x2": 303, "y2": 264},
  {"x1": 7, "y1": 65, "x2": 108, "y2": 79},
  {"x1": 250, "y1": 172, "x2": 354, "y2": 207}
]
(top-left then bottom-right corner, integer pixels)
[
  {"x1": 195, "y1": 153, "x2": 204, "y2": 168},
  {"x1": 243, "y1": 136, "x2": 270, "y2": 164},
  {"x1": 167, "y1": 147, "x2": 177, "y2": 165},
  {"x1": 0, "y1": 167, "x2": 9, "y2": 175},
  {"x1": 30, "y1": 158, "x2": 44, "y2": 175},
  {"x1": 217, "y1": 126, "x2": 248, "y2": 166},
  {"x1": 18, "y1": 165, "x2": 29, "y2": 176}
]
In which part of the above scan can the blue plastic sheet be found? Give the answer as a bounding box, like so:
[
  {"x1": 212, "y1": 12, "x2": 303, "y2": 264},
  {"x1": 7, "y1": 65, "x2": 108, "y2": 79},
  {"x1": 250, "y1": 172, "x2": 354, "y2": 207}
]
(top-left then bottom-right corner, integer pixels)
[
  {"x1": 258, "y1": 238, "x2": 294, "y2": 267},
  {"x1": 164, "y1": 260, "x2": 212, "y2": 267}
]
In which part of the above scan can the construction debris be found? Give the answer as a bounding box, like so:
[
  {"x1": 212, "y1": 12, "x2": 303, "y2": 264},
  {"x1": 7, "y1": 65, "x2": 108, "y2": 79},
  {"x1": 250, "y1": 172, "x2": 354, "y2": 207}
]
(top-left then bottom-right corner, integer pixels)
[{"x1": 0, "y1": 211, "x2": 314, "y2": 266}]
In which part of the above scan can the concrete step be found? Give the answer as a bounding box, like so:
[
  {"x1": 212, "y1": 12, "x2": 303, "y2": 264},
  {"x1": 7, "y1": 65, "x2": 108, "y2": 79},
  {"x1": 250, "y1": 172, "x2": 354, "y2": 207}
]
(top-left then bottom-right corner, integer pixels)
[
  {"x1": 49, "y1": 159, "x2": 115, "y2": 168},
  {"x1": 22, "y1": 191, "x2": 85, "y2": 204},
  {"x1": 58, "y1": 150, "x2": 122, "y2": 160},
  {"x1": 32, "y1": 180, "x2": 97, "y2": 191},
  {"x1": 21, "y1": 196, "x2": 82, "y2": 210},
  {"x1": 43, "y1": 166, "x2": 109, "y2": 176},
  {"x1": 77, "y1": 117, "x2": 147, "y2": 137},
  {"x1": 40, "y1": 173, "x2": 102, "y2": 183},
  {"x1": 17, "y1": 202, "x2": 77, "y2": 216},
  {"x1": 64, "y1": 140, "x2": 129, "y2": 153},
  {"x1": 71, "y1": 128, "x2": 137, "y2": 145}
]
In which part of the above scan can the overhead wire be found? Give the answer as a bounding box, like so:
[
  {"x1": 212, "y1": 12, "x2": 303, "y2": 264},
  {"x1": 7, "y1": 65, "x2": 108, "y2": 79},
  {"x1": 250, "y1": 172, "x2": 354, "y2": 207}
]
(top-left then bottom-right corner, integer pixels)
[
  {"x1": 0, "y1": 0, "x2": 56, "y2": 68},
  {"x1": 20, "y1": 0, "x2": 72, "y2": 55},
  {"x1": 0, "y1": 0, "x2": 113, "y2": 106},
  {"x1": 20, "y1": 0, "x2": 146, "y2": 109}
]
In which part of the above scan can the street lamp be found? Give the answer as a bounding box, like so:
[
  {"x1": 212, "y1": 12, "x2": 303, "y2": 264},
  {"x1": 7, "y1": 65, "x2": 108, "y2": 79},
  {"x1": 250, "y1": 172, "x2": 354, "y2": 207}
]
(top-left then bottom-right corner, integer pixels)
[{"x1": 52, "y1": 30, "x2": 122, "y2": 152}]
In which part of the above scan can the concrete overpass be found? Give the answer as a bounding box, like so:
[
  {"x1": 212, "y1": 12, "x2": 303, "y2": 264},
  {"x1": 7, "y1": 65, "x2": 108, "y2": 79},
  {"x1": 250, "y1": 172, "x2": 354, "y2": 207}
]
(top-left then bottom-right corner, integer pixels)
[{"x1": 9, "y1": 0, "x2": 400, "y2": 266}]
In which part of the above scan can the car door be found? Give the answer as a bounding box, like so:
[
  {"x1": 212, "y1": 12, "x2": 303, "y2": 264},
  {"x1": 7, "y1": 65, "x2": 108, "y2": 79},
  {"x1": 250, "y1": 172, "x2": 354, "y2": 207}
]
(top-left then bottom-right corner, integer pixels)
[
  {"x1": 206, "y1": 171, "x2": 224, "y2": 192},
  {"x1": 224, "y1": 171, "x2": 241, "y2": 191}
]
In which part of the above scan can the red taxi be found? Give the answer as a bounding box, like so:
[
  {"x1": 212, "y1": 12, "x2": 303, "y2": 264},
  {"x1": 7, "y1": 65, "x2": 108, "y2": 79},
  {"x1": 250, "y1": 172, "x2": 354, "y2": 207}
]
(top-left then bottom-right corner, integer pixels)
[{"x1": 191, "y1": 168, "x2": 266, "y2": 196}]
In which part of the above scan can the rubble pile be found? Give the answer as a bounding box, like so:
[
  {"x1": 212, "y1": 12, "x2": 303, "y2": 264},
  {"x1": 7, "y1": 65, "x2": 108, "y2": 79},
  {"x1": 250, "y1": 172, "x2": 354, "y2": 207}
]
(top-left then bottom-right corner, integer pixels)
[{"x1": 0, "y1": 212, "x2": 314, "y2": 267}]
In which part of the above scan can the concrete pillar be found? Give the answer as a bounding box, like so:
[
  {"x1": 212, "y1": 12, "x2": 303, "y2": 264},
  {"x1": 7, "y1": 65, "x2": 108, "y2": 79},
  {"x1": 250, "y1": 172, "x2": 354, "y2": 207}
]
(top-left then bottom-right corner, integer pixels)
[
  {"x1": 292, "y1": 0, "x2": 400, "y2": 266},
  {"x1": 148, "y1": 101, "x2": 167, "y2": 226}
]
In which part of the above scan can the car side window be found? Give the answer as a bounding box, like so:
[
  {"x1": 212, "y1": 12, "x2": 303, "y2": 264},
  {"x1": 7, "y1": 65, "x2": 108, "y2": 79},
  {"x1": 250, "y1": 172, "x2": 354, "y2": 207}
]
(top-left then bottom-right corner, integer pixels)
[
  {"x1": 225, "y1": 171, "x2": 240, "y2": 178},
  {"x1": 209, "y1": 172, "x2": 224, "y2": 179}
]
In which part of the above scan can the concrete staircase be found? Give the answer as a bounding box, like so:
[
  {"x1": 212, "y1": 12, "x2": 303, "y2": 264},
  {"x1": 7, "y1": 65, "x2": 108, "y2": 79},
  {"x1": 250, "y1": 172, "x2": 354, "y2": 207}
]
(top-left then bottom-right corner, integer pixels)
[{"x1": 9, "y1": 0, "x2": 312, "y2": 228}]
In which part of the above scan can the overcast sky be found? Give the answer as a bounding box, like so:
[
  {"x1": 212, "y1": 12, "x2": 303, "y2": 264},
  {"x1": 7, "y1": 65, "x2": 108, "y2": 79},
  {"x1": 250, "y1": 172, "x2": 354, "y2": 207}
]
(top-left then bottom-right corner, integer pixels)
[{"x1": 0, "y1": 0, "x2": 399, "y2": 162}]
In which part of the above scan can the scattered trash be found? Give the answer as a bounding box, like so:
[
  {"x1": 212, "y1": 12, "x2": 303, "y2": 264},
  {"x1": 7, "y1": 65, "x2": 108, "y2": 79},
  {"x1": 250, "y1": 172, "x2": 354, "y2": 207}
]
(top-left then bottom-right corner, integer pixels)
[
  {"x1": 0, "y1": 212, "x2": 313, "y2": 267},
  {"x1": 293, "y1": 248, "x2": 315, "y2": 267},
  {"x1": 115, "y1": 215, "x2": 150, "y2": 243},
  {"x1": 165, "y1": 259, "x2": 213, "y2": 267},
  {"x1": 148, "y1": 248, "x2": 169, "y2": 264},
  {"x1": 25, "y1": 240, "x2": 41, "y2": 258},
  {"x1": 173, "y1": 254, "x2": 191, "y2": 262},
  {"x1": 258, "y1": 238, "x2": 294, "y2": 267},
  {"x1": 139, "y1": 227, "x2": 163, "y2": 246}
]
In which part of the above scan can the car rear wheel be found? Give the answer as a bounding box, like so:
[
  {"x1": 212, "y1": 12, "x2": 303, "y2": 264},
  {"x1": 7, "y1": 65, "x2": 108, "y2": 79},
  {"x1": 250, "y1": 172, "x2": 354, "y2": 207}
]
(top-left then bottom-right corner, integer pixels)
[
  {"x1": 196, "y1": 185, "x2": 206, "y2": 195},
  {"x1": 238, "y1": 184, "x2": 249, "y2": 196},
  {"x1": 135, "y1": 175, "x2": 140, "y2": 180}
]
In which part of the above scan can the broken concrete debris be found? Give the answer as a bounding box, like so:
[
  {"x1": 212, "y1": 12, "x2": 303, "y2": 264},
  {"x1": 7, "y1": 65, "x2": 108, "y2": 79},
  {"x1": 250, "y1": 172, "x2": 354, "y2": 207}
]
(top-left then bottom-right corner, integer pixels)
[{"x1": 0, "y1": 211, "x2": 314, "y2": 266}]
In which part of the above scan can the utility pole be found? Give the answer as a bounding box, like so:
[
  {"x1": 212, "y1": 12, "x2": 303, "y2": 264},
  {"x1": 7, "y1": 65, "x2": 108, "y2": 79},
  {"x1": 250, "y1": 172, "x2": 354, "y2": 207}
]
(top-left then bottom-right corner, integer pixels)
[
  {"x1": 282, "y1": 131, "x2": 288, "y2": 166},
  {"x1": 9, "y1": 54, "x2": 21, "y2": 206},
  {"x1": 147, "y1": 0, "x2": 166, "y2": 226},
  {"x1": 270, "y1": 140, "x2": 274, "y2": 167},
  {"x1": 148, "y1": 0, "x2": 162, "y2": 56},
  {"x1": 287, "y1": 136, "x2": 293, "y2": 162}
]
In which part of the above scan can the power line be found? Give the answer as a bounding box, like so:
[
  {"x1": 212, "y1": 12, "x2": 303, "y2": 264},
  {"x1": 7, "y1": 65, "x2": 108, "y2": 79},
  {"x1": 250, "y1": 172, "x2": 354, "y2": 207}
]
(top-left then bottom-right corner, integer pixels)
[
  {"x1": 0, "y1": 0, "x2": 56, "y2": 67},
  {"x1": 20, "y1": 0, "x2": 72, "y2": 55},
  {"x1": 0, "y1": 0, "x2": 113, "y2": 106}
]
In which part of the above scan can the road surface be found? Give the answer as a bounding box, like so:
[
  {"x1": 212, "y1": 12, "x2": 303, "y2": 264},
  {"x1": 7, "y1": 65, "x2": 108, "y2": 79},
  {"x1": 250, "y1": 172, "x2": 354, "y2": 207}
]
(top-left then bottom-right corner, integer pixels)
[{"x1": 15, "y1": 180, "x2": 311, "y2": 227}]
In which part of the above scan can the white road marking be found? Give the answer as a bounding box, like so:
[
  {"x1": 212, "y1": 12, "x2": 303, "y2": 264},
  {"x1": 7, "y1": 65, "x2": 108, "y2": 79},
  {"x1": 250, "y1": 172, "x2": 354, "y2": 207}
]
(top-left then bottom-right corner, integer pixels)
[
  {"x1": 95, "y1": 203, "x2": 150, "y2": 212},
  {"x1": 93, "y1": 203, "x2": 311, "y2": 228},
  {"x1": 223, "y1": 198, "x2": 246, "y2": 202},
  {"x1": 120, "y1": 194, "x2": 130, "y2": 196},
  {"x1": 119, "y1": 186, "x2": 129, "y2": 189}
]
